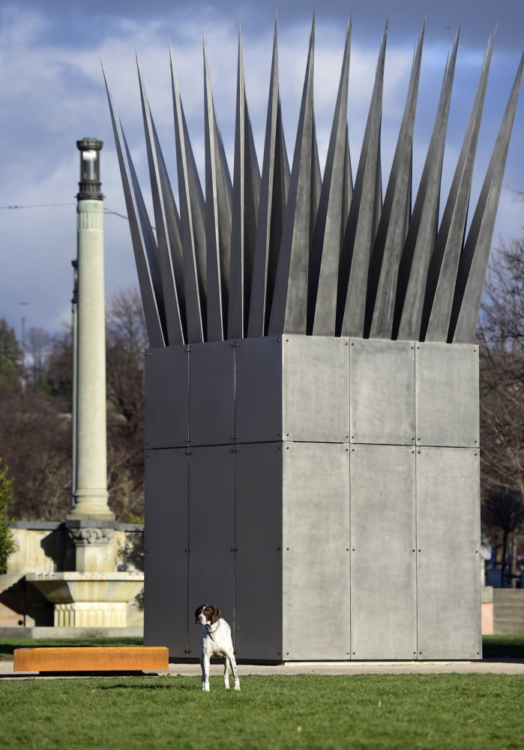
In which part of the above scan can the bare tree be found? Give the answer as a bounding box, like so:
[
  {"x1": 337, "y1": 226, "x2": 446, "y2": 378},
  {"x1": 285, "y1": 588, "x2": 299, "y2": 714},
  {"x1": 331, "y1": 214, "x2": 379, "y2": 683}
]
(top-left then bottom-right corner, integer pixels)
[
  {"x1": 482, "y1": 487, "x2": 524, "y2": 584},
  {"x1": 478, "y1": 233, "x2": 524, "y2": 496},
  {"x1": 26, "y1": 327, "x2": 52, "y2": 385}
]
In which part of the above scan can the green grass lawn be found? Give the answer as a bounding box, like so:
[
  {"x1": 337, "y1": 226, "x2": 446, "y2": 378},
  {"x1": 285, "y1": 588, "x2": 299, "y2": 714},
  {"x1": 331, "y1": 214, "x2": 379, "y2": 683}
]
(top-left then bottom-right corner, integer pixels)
[{"x1": 0, "y1": 674, "x2": 523, "y2": 749}]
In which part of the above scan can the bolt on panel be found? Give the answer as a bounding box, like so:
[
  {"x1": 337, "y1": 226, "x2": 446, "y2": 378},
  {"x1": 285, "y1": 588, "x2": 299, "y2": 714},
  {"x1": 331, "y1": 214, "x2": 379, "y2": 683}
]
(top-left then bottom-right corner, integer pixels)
[
  {"x1": 187, "y1": 446, "x2": 235, "y2": 657},
  {"x1": 235, "y1": 336, "x2": 283, "y2": 443},
  {"x1": 349, "y1": 339, "x2": 415, "y2": 445},
  {"x1": 350, "y1": 444, "x2": 417, "y2": 659},
  {"x1": 416, "y1": 343, "x2": 479, "y2": 447},
  {"x1": 283, "y1": 443, "x2": 350, "y2": 660},
  {"x1": 235, "y1": 443, "x2": 283, "y2": 659},
  {"x1": 145, "y1": 346, "x2": 188, "y2": 449},
  {"x1": 144, "y1": 448, "x2": 188, "y2": 656},
  {"x1": 189, "y1": 340, "x2": 235, "y2": 446},
  {"x1": 283, "y1": 336, "x2": 350, "y2": 442},
  {"x1": 416, "y1": 447, "x2": 481, "y2": 659}
]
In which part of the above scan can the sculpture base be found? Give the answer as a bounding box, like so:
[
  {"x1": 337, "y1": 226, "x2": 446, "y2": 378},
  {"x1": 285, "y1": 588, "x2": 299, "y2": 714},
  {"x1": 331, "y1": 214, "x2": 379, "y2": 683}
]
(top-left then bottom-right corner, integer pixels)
[
  {"x1": 144, "y1": 336, "x2": 482, "y2": 661},
  {"x1": 26, "y1": 572, "x2": 144, "y2": 629}
]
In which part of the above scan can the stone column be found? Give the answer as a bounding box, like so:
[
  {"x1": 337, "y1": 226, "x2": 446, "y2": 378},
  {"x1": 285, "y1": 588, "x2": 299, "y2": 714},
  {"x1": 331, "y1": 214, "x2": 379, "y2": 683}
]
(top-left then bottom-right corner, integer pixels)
[{"x1": 68, "y1": 138, "x2": 114, "y2": 522}]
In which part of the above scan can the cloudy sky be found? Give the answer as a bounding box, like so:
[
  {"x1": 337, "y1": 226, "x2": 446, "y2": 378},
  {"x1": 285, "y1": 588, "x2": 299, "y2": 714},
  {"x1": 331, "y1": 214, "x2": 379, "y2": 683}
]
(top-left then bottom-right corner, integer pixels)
[{"x1": 0, "y1": 0, "x2": 523, "y2": 341}]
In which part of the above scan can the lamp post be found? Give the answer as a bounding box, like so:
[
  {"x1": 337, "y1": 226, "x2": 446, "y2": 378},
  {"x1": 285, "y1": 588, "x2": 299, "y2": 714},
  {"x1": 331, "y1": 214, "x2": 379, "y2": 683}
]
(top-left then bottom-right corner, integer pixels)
[{"x1": 68, "y1": 138, "x2": 113, "y2": 521}]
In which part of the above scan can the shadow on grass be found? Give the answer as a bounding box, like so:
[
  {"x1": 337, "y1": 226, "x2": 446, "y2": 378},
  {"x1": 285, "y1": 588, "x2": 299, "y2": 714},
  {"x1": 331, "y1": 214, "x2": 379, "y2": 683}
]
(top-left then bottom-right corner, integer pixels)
[{"x1": 97, "y1": 683, "x2": 198, "y2": 691}]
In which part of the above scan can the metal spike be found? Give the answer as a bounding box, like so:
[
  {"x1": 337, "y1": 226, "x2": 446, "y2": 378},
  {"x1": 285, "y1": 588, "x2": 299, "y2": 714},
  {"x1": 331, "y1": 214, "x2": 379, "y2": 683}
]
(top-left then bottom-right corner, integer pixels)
[
  {"x1": 103, "y1": 67, "x2": 165, "y2": 347},
  {"x1": 228, "y1": 29, "x2": 261, "y2": 340},
  {"x1": 308, "y1": 20, "x2": 352, "y2": 336},
  {"x1": 421, "y1": 34, "x2": 495, "y2": 342},
  {"x1": 338, "y1": 22, "x2": 387, "y2": 338},
  {"x1": 450, "y1": 51, "x2": 524, "y2": 343},
  {"x1": 248, "y1": 20, "x2": 290, "y2": 338},
  {"x1": 137, "y1": 57, "x2": 185, "y2": 345},
  {"x1": 268, "y1": 14, "x2": 319, "y2": 335},
  {"x1": 204, "y1": 41, "x2": 233, "y2": 341},
  {"x1": 366, "y1": 24, "x2": 424, "y2": 340},
  {"x1": 394, "y1": 28, "x2": 459, "y2": 341},
  {"x1": 170, "y1": 45, "x2": 206, "y2": 344}
]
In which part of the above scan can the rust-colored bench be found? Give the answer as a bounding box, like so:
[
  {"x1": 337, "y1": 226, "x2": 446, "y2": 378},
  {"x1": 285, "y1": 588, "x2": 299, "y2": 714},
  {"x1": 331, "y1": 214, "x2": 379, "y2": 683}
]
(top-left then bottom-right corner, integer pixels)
[{"x1": 14, "y1": 647, "x2": 169, "y2": 673}]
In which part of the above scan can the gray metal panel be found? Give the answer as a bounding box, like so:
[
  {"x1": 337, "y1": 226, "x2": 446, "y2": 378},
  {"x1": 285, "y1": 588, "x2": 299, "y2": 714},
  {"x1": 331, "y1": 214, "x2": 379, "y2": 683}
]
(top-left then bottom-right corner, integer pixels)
[
  {"x1": 189, "y1": 340, "x2": 234, "y2": 446},
  {"x1": 416, "y1": 343, "x2": 479, "y2": 447},
  {"x1": 309, "y1": 22, "x2": 351, "y2": 337},
  {"x1": 145, "y1": 345, "x2": 188, "y2": 449},
  {"x1": 144, "y1": 448, "x2": 188, "y2": 657},
  {"x1": 350, "y1": 445, "x2": 417, "y2": 659},
  {"x1": 350, "y1": 339, "x2": 415, "y2": 445},
  {"x1": 394, "y1": 31, "x2": 459, "y2": 342},
  {"x1": 367, "y1": 29, "x2": 423, "y2": 340},
  {"x1": 283, "y1": 443, "x2": 350, "y2": 660},
  {"x1": 450, "y1": 53, "x2": 524, "y2": 345},
  {"x1": 248, "y1": 21, "x2": 290, "y2": 339},
  {"x1": 235, "y1": 337, "x2": 282, "y2": 443},
  {"x1": 338, "y1": 25, "x2": 386, "y2": 338},
  {"x1": 283, "y1": 336, "x2": 349, "y2": 442},
  {"x1": 416, "y1": 448, "x2": 481, "y2": 659},
  {"x1": 187, "y1": 446, "x2": 235, "y2": 657},
  {"x1": 421, "y1": 38, "x2": 494, "y2": 343},
  {"x1": 268, "y1": 19, "x2": 317, "y2": 336},
  {"x1": 236, "y1": 443, "x2": 283, "y2": 659}
]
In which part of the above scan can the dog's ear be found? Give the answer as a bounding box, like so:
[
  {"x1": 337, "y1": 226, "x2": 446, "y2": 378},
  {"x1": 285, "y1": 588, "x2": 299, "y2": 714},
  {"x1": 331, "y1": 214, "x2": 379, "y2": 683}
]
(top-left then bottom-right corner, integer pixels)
[
  {"x1": 211, "y1": 606, "x2": 223, "y2": 623},
  {"x1": 195, "y1": 606, "x2": 202, "y2": 624}
]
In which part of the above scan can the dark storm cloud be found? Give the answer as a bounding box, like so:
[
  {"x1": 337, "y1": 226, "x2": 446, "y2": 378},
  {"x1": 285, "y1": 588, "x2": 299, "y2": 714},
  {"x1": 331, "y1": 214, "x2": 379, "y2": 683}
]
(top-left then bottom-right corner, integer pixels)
[{"x1": 20, "y1": 0, "x2": 524, "y2": 51}]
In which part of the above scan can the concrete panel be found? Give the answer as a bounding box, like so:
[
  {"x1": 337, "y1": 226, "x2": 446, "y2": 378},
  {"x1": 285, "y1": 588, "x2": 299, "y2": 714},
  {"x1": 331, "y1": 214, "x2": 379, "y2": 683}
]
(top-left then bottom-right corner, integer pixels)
[
  {"x1": 350, "y1": 445, "x2": 417, "y2": 659},
  {"x1": 189, "y1": 340, "x2": 234, "y2": 446},
  {"x1": 283, "y1": 443, "x2": 350, "y2": 660},
  {"x1": 235, "y1": 337, "x2": 282, "y2": 443},
  {"x1": 144, "y1": 448, "x2": 188, "y2": 657},
  {"x1": 187, "y1": 446, "x2": 235, "y2": 656},
  {"x1": 145, "y1": 346, "x2": 188, "y2": 449},
  {"x1": 416, "y1": 447, "x2": 481, "y2": 659},
  {"x1": 236, "y1": 443, "x2": 283, "y2": 659},
  {"x1": 283, "y1": 336, "x2": 350, "y2": 442},
  {"x1": 350, "y1": 339, "x2": 415, "y2": 445},
  {"x1": 416, "y1": 343, "x2": 479, "y2": 447}
]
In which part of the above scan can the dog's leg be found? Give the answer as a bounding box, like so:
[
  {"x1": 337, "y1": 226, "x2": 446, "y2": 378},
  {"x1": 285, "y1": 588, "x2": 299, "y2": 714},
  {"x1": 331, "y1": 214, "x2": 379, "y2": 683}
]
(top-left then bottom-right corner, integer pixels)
[
  {"x1": 201, "y1": 652, "x2": 210, "y2": 692},
  {"x1": 228, "y1": 653, "x2": 240, "y2": 691},
  {"x1": 223, "y1": 658, "x2": 230, "y2": 689}
]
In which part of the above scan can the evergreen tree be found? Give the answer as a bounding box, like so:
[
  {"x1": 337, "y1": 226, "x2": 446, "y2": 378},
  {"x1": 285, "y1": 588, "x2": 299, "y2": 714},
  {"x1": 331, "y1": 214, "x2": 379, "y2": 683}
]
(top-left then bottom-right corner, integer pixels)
[
  {"x1": 0, "y1": 318, "x2": 21, "y2": 388},
  {"x1": 0, "y1": 459, "x2": 17, "y2": 574}
]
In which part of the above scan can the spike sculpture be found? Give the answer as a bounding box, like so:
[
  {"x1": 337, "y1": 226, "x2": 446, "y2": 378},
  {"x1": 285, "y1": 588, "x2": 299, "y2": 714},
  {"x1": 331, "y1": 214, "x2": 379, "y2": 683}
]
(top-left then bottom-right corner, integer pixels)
[{"x1": 105, "y1": 20, "x2": 523, "y2": 661}]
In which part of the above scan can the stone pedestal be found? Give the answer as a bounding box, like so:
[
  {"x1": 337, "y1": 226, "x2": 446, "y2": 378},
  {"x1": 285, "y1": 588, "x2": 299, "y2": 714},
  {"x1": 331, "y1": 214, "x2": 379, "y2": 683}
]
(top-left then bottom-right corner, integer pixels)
[
  {"x1": 66, "y1": 522, "x2": 115, "y2": 573},
  {"x1": 26, "y1": 572, "x2": 144, "y2": 628}
]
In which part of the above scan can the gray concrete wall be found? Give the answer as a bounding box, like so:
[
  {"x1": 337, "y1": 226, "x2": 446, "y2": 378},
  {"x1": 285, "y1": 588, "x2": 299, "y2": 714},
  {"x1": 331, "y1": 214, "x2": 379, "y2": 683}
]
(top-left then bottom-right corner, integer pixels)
[{"x1": 144, "y1": 336, "x2": 482, "y2": 660}]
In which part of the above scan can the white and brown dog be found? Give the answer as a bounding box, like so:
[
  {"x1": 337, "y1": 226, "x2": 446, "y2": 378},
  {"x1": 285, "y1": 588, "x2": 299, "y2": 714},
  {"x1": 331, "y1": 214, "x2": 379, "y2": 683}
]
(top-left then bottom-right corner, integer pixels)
[{"x1": 195, "y1": 604, "x2": 240, "y2": 692}]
